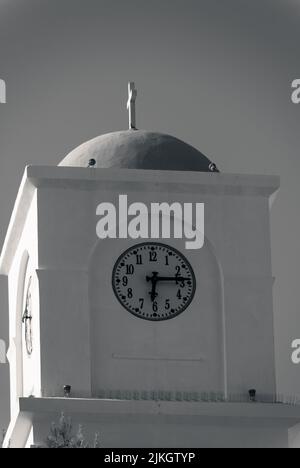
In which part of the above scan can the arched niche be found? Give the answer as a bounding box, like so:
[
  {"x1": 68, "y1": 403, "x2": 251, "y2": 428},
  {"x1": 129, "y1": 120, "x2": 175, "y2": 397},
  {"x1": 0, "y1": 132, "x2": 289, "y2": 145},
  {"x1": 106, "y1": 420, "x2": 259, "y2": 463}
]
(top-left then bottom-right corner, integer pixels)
[
  {"x1": 88, "y1": 214, "x2": 226, "y2": 397},
  {"x1": 13, "y1": 250, "x2": 31, "y2": 399}
]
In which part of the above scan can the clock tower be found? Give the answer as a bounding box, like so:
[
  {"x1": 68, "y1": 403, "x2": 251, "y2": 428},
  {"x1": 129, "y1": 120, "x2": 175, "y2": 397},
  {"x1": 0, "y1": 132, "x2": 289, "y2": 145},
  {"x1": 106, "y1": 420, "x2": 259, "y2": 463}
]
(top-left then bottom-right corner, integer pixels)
[{"x1": 2, "y1": 89, "x2": 300, "y2": 448}]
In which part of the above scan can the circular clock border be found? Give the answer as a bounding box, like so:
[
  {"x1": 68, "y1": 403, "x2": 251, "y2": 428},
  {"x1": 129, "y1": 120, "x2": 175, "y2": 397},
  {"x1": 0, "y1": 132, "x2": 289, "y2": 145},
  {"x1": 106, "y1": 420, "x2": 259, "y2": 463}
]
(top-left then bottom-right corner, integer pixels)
[{"x1": 112, "y1": 242, "x2": 197, "y2": 322}]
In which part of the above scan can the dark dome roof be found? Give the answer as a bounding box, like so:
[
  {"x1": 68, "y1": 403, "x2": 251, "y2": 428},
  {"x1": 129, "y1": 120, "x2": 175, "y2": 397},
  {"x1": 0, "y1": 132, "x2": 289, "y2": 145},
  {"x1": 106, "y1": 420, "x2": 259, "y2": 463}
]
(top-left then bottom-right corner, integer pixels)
[{"x1": 59, "y1": 129, "x2": 218, "y2": 172}]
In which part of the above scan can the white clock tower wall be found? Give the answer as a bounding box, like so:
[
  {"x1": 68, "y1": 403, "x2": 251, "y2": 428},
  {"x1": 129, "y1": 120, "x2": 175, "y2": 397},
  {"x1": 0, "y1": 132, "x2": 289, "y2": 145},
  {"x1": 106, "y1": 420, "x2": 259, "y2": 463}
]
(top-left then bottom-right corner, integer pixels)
[
  {"x1": 5, "y1": 190, "x2": 40, "y2": 419},
  {"x1": 36, "y1": 187, "x2": 94, "y2": 397},
  {"x1": 37, "y1": 269, "x2": 91, "y2": 397},
  {"x1": 0, "y1": 274, "x2": 10, "y2": 434},
  {"x1": 30, "y1": 168, "x2": 278, "y2": 400},
  {"x1": 0, "y1": 150, "x2": 282, "y2": 448},
  {"x1": 89, "y1": 234, "x2": 225, "y2": 396},
  {"x1": 218, "y1": 195, "x2": 276, "y2": 395}
]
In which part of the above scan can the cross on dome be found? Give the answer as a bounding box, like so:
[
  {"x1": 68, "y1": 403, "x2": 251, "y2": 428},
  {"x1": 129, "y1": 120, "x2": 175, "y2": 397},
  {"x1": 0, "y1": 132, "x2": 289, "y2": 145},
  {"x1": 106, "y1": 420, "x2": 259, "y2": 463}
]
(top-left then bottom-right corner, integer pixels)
[{"x1": 127, "y1": 82, "x2": 137, "y2": 130}]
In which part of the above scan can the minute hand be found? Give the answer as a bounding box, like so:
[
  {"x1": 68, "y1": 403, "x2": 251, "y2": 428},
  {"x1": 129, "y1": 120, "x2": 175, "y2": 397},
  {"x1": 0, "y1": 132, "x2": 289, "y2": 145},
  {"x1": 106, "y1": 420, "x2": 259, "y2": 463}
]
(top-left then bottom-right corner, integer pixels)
[{"x1": 155, "y1": 277, "x2": 190, "y2": 282}]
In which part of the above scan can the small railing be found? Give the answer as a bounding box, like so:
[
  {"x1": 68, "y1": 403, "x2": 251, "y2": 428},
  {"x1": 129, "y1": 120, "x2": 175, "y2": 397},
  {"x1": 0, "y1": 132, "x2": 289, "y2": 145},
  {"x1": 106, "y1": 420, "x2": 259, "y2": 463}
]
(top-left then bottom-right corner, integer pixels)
[{"x1": 97, "y1": 389, "x2": 300, "y2": 406}]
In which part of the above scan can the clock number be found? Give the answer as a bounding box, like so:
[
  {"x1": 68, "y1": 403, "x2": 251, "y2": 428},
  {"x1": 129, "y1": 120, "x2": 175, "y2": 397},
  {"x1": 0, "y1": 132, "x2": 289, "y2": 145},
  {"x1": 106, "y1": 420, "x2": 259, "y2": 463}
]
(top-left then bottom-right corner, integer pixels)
[
  {"x1": 122, "y1": 276, "x2": 128, "y2": 287},
  {"x1": 127, "y1": 288, "x2": 133, "y2": 299},
  {"x1": 136, "y1": 255, "x2": 143, "y2": 265},
  {"x1": 149, "y1": 251, "x2": 158, "y2": 262},
  {"x1": 165, "y1": 256, "x2": 169, "y2": 266},
  {"x1": 175, "y1": 266, "x2": 182, "y2": 285},
  {"x1": 165, "y1": 299, "x2": 171, "y2": 310},
  {"x1": 177, "y1": 289, "x2": 182, "y2": 300},
  {"x1": 139, "y1": 298, "x2": 145, "y2": 310},
  {"x1": 126, "y1": 265, "x2": 135, "y2": 275},
  {"x1": 153, "y1": 302, "x2": 158, "y2": 312}
]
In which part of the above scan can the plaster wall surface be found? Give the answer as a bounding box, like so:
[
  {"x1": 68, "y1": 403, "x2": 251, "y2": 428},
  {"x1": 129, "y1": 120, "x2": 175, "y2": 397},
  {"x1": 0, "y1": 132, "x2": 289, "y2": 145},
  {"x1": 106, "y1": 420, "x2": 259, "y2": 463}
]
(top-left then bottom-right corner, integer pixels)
[
  {"x1": 0, "y1": 275, "x2": 9, "y2": 433},
  {"x1": 34, "y1": 418, "x2": 289, "y2": 448},
  {"x1": 6, "y1": 398, "x2": 298, "y2": 449},
  {"x1": 32, "y1": 168, "x2": 277, "y2": 398},
  {"x1": 6, "y1": 190, "x2": 40, "y2": 418},
  {"x1": 0, "y1": 167, "x2": 279, "y2": 447},
  {"x1": 0, "y1": 364, "x2": 9, "y2": 436}
]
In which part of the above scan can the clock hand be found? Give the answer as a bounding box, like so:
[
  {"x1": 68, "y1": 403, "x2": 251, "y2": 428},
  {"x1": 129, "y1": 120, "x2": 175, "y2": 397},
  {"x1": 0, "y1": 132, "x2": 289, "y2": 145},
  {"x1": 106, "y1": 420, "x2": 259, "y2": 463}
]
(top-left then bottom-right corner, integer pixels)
[
  {"x1": 146, "y1": 272, "x2": 159, "y2": 302},
  {"x1": 146, "y1": 273, "x2": 191, "y2": 302},
  {"x1": 146, "y1": 274, "x2": 190, "y2": 283},
  {"x1": 155, "y1": 277, "x2": 190, "y2": 282},
  {"x1": 146, "y1": 272, "x2": 158, "y2": 282},
  {"x1": 22, "y1": 307, "x2": 32, "y2": 323},
  {"x1": 149, "y1": 282, "x2": 158, "y2": 302}
]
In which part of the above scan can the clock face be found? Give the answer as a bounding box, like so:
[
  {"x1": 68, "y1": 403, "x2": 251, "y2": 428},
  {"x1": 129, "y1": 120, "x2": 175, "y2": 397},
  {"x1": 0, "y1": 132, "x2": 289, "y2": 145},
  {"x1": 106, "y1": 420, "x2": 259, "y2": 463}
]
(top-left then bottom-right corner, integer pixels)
[
  {"x1": 112, "y1": 243, "x2": 196, "y2": 321},
  {"x1": 22, "y1": 277, "x2": 33, "y2": 355}
]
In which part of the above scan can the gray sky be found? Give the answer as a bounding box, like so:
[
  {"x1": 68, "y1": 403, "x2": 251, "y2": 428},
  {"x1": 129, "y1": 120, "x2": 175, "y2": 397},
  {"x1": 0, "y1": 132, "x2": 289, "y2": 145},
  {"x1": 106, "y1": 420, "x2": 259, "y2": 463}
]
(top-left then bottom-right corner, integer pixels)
[{"x1": 0, "y1": 0, "x2": 300, "y2": 396}]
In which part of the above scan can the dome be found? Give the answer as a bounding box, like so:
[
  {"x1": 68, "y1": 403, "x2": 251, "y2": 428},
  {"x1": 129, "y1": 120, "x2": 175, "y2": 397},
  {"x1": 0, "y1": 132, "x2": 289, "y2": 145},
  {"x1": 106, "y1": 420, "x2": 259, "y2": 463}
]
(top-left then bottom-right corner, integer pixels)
[{"x1": 59, "y1": 129, "x2": 219, "y2": 172}]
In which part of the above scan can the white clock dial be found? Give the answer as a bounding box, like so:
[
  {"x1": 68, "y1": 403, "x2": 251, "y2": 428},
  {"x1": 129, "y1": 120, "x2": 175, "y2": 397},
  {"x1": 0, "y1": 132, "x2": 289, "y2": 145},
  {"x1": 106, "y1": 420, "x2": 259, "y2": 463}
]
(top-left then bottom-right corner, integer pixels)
[{"x1": 112, "y1": 243, "x2": 196, "y2": 321}]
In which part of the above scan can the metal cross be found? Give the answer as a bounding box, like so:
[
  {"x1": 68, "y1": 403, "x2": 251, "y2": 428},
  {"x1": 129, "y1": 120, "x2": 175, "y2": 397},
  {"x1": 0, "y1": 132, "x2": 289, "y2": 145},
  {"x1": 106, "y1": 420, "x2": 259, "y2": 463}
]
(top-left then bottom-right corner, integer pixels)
[{"x1": 127, "y1": 82, "x2": 137, "y2": 129}]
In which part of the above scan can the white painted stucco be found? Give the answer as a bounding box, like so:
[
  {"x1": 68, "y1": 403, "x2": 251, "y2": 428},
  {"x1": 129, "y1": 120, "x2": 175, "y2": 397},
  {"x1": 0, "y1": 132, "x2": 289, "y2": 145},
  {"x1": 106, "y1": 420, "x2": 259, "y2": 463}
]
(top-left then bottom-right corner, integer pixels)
[
  {"x1": 0, "y1": 269, "x2": 10, "y2": 434},
  {"x1": 6, "y1": 397, "x2": 300, "y2": 449},
  {"x1": 1, "y1": 165, "x2": 291, "y2": 448}
]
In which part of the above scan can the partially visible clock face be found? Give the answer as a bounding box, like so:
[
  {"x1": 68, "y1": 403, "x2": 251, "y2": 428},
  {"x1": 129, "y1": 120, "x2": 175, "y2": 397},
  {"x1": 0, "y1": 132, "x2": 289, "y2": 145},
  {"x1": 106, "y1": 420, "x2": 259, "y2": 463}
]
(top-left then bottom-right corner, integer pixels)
[
  {"x1": 112, "y1": 243, "x2": 196, "y2": 321},
  {"x1": 22, "y1": 277, "x2": 33, "y2": 355}
]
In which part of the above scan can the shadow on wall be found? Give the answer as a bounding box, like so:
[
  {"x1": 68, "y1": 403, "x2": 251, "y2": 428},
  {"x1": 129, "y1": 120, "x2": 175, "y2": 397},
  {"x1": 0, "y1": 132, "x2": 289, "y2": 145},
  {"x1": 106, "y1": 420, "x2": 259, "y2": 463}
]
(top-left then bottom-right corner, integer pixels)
[{"x1": 0, "y1": 340, "x2": 6, "y2": 364}]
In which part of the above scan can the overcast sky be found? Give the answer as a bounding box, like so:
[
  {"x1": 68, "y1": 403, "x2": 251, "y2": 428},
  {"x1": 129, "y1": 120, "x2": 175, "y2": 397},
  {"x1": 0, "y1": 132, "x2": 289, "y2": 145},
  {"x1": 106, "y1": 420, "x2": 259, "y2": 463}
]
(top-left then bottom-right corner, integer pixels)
[{"x1": 0, "y1": 0, "x2": 300, "y2": 400}]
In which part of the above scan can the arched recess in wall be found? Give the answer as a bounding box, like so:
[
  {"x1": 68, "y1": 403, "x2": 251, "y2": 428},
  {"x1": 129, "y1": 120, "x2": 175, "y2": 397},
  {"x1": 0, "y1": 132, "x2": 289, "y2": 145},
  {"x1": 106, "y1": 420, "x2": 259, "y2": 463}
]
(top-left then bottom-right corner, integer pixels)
[
  {"x1": 14, "y1": 250, "x2": 30, "y2": 398},
  {"x1": 201, "y1": 235, "x2": 227, "y2": 396},
  {"x1": 88, "y1": 214, "x2": 227, "y2": 396}
]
